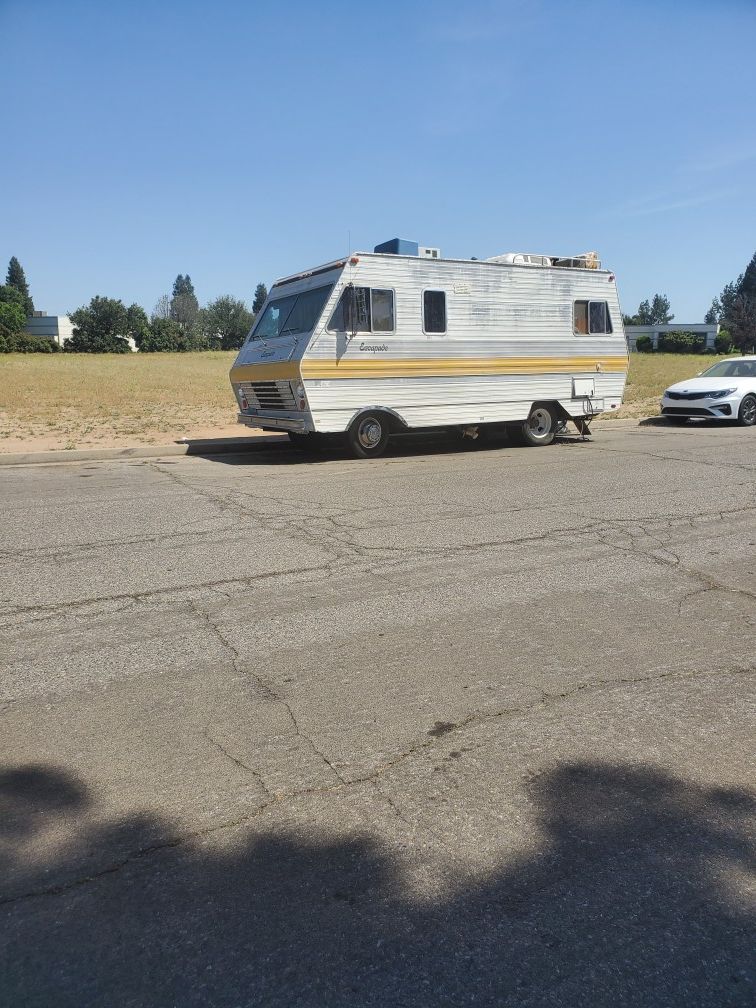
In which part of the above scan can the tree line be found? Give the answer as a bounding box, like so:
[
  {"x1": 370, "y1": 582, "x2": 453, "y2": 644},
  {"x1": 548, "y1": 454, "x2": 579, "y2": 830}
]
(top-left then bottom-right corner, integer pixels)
[
  {"x1": 0, "y1": 259, "x2": 268, "y2": 353},
  {"x1": 2, "y1": 252, "x2": 755, "y2": 354},
  {"x1": 621, "y1": 250, "x2": 756, "y2": 354}
]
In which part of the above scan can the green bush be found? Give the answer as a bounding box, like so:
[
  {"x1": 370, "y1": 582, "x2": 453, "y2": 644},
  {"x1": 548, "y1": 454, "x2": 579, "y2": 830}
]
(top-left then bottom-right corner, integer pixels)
[
  {"x1": 657, "y1": 331, "x2": 705, "y2": 354},
  {"x1": 635, "y1": 335, "x2": 653, "y2": 352},
  {"x1": 0, "y1": 331, "x2": 60, "y2": 353},
  {"x1": 138, "y1": 318, "x2": 189, "y2": 352},
  {"x1": 714, "y1": 330, "x2": 734, "y2": 355},
  {"x1": 0, "y1": 298, "x2": 27, "y2": 335}
]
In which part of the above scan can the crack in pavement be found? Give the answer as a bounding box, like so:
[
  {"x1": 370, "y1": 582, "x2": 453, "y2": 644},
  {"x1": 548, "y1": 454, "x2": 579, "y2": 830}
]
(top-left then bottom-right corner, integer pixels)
[
  {"x1": 203, "y1": 730, "x2": 272, "y2": 799},
  {"x1": 189, "y1": 599, "x2": 348, "y2": 787},
  {"x1": 0, "y1": 563, "x2": 346, "y2": 619},
  {"x1": 591, "y1": 443, "x2": 756, "y2": 473},
  {"x1": 2, "y1": 662, "x2": 752, "y2": 910}
]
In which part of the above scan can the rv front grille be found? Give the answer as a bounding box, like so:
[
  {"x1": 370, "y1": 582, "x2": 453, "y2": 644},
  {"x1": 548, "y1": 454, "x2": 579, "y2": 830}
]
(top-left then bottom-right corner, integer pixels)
[{"x1": 238, "y1": 381, "x2": 296, "y2": 411}]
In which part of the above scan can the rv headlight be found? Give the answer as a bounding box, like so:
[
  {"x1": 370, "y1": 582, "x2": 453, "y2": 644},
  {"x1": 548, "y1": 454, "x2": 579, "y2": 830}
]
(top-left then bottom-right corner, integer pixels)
[{"x1": 292, "y1": 381, "x2": 307, "y2": 411}]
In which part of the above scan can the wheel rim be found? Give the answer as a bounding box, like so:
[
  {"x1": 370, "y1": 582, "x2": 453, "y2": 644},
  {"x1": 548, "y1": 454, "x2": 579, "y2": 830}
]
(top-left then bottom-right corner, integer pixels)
[
  {"x1": 527, "y1": 408, "x2": 553, "y2": 440},
  {"x1": 357, "y1": 417, "x2": 383, "y2": 449},
  {"x1": 742, "y1": 398, "x2": 756, "y2": 424}
]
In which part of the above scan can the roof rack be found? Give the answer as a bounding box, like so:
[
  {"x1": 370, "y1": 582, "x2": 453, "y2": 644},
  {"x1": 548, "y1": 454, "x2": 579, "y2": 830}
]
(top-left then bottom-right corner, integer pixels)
[{"x1": 486, "y1": 251, "x2": 601, "y2": 270}]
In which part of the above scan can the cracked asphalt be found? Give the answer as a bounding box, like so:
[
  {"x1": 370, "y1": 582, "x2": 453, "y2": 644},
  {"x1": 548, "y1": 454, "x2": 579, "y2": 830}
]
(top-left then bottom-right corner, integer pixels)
[{"x1": 1, "y1": 424, "x2": 754, "y2": 1007}]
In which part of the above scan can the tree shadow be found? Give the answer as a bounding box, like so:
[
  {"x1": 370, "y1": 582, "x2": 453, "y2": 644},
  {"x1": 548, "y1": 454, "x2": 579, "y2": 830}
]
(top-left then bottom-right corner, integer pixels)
[{"x1": 1, "y1": 761, "x2": 753, "y2": 1006}]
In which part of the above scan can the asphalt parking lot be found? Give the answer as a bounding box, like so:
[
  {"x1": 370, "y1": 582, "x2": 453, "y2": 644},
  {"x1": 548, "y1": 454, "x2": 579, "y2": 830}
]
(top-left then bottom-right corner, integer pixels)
[{"x1": 1, "y1": 423, "x2": 754, "y2": 1007}]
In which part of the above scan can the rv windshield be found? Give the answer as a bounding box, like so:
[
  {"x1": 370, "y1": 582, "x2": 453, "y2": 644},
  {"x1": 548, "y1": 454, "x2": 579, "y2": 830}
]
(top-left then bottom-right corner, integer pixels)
[{"x1": 250, "y1": 284, "x2": 333, "y2": 341}]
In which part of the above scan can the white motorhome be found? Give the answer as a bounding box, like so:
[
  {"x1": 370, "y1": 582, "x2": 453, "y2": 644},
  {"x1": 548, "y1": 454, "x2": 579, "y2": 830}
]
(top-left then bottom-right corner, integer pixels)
[{"x1": 230, "y1": 239, "x2": 628, "y2": 458}]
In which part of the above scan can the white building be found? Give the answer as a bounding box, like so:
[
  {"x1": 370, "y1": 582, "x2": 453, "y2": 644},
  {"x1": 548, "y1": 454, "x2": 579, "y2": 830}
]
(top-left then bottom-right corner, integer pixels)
[
  {"x1": 625, "y1": 323, "x2": 718, "y2": 352},
  {"x1": 24, "y1": 312, "x2": 138, "y2": 350}
]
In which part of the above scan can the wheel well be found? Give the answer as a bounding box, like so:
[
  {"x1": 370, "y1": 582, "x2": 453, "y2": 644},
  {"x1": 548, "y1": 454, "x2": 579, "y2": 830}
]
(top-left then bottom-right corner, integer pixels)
[
  {"x1": 532, "y1": 400, "x2": 570, "y2": 423},
  {"x1": 349, "y1": 407, "x2": 407, "y2": 435}
]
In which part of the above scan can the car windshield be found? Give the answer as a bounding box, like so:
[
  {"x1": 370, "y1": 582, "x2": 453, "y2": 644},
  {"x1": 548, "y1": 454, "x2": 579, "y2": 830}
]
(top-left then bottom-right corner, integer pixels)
[
  {"x1": 249, "y1": 284, "x2": 333, "y2": 341},
  {"x1": 699, "y1": 360, "x2": 756, "y2": 378}
]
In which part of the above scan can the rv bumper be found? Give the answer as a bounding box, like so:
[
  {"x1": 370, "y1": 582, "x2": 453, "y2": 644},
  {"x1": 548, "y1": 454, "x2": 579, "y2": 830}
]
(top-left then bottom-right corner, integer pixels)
[{"x1": 237, "y1": 413, "x2": 308, "y2": 433}]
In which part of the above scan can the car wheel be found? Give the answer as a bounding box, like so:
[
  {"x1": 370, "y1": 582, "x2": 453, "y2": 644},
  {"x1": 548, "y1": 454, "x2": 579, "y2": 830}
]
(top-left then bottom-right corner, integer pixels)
[
  {"x1": 509, "y1": 404, "x2": 557, "y2": 447},
  {"x1": 737, "y1": 394, "x2": 756, "y2": 427},
  {"x1": 347, "y1": 412, "x2": 390, "y2": 458}
]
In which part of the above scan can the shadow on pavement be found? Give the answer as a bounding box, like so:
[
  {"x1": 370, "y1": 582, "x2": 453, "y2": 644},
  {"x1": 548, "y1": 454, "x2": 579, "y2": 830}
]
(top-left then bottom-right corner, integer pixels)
[
  {"x1": 1, "y1": 761, "x2": 753, "y2": 1006},
  {"x1": 193, "y1": 430, "x2": 598, "y2": 467}
]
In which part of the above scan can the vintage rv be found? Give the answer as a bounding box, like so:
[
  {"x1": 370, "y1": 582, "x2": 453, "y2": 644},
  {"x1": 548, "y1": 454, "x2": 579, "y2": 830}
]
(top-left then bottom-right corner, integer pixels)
[{"x1": 230, "y1": 239, "x2": 628, "y2": 458}]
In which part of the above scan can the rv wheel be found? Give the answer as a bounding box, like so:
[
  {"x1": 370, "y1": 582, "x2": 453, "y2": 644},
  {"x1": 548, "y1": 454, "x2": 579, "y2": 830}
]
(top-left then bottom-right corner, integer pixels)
[
  {"x1": 511, "y1": 405, "x2": 557, "y2": 447},
  {"x1": 347, "y1": 412, "x2": 390, "y2": 459}
]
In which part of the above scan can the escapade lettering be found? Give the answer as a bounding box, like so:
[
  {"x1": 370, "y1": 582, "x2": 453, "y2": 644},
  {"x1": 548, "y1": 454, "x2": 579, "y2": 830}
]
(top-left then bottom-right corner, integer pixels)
[{"x1": 359, "y1": 343, "x2": 389, "y2": 353}]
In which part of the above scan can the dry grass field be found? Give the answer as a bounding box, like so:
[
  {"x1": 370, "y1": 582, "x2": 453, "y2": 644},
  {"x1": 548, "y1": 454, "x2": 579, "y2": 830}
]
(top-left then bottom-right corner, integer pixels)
[
  {"x1": 0, "y1": 351, "x2": 730, "y2": 452},
  {"x1": 0, "y1": 352, "x2": 240, "y2": 452}
]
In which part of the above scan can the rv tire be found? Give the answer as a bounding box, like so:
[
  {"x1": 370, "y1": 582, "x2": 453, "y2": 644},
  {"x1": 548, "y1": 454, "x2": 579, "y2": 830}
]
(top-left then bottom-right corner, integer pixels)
[
  {"x1": 347, "y1": 412, "x2": 390, "y2": 459},
  {"x1": 510, "y1": 404, "x2": 557, "y2": 447}
]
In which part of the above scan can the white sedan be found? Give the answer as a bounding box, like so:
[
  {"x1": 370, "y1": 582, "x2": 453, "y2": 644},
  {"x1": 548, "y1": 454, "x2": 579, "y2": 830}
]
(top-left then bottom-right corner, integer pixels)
[{"x1": 661, "y1": 356, "x2": 756, "y2": 426}]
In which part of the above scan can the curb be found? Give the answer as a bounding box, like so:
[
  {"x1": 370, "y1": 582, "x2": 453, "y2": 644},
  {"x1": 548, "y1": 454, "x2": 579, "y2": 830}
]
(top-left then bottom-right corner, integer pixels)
[{"x1": 0, "y1": 435, "x2": 287, "y2": 467}]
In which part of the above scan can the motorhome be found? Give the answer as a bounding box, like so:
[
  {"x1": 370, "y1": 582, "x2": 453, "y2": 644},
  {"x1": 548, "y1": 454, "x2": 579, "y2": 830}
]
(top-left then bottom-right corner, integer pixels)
[{"x1": 230, "y1": 239, "x2": 628, "y2": 458}]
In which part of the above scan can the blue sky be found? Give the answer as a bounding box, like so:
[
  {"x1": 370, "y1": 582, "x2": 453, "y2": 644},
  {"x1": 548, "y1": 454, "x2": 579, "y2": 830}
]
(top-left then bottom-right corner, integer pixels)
[{"x1": 2, "y1": 0, "x2": 755, "y2": 320}]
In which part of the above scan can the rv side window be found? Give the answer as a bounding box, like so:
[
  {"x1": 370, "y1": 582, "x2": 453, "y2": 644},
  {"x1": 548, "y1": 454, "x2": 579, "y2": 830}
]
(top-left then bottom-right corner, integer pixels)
[
  {"x1": 423, "y1": 290, "x2": 446, "y2": 334},
  {"x1": 328, "y1": 287, "x2": 395, "y2": 333},
  {"x1": 589, "y1": 301, "x2": 612, "y2": 334},
  {"x1": 574, "y1": 301, "x2": 589, "y2": 335},
  {"x1": 328, "y1": 286, "x2": 370, "y2": 333},
  {"x1": 574, "y1": 300, "x2": 613, "y2": 335},
  {"x1": 371, "y1": 289, "x2": 394, "y2": 332}
]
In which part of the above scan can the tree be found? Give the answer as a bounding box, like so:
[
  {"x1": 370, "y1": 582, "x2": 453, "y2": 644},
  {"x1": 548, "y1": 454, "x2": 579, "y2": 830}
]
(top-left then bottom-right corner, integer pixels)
[
  {"x1": 200, "y1": 296, "x2": 254, "y2": 351},
  {"x1": 728, "y1": 291, "x2": 756, "y2": 353},
  {"x1": 623, "y1": 293, "x2": 673, "y2": 326},
  {"x1": 0, "y1": 285, "x2": 27, "y2": 335},
  {"x1": 252, "y1": 282, "x2": 267, "y2": 316},
  {"x1": 5, "y1": 257, "x2": 34, "y2": 316},
  {"x1": 649, "y1": 293, "x2": 673, "y2": 324},
  {"x1": 740, "y1": 250, "x2": 756, "y2": 303},
  {"x1": 66, "y1": 296, "x2": 133, "y2": 353},
  {"x1": 138, "y1": 318, "x2": 186, "y2": 352},
  {"x1": 170, "y1": 274, "x2": 200, "y2": 333},
  {"x1": 126, "y1": 304, "x2": 150, "y2": 349},
  {"x1": 707, "y1": 251, "x2": 756, "y2": 352},
  {"x1": 151, "y1": 294, "x2": 172, "y2": 321}
]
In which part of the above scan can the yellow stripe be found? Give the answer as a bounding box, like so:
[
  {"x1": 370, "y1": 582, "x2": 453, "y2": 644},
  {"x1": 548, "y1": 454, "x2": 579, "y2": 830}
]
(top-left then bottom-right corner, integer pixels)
[
  {"x1": 230, "y1": 356, "x2": 628, "y2": 384},
  {"x1": 230, "y1": 361, "x2": 301, "y2": 382},
  {"x1": 302, "y1": 355, "x2": 627, "y2": 379}
]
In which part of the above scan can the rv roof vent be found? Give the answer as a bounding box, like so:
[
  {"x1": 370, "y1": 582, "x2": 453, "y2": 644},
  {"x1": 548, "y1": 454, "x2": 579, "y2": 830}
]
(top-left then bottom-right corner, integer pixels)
[{"x1": 486, "y1": 253, "x2": 552, "y2": 267}]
